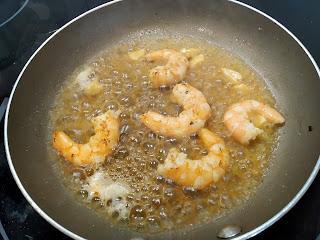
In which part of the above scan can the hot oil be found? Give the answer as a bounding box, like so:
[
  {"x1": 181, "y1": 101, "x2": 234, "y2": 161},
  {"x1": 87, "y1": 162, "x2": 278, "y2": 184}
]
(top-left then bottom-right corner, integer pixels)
[{"x1": 49, "y1": 37, "x2": 279, "y2": 233}]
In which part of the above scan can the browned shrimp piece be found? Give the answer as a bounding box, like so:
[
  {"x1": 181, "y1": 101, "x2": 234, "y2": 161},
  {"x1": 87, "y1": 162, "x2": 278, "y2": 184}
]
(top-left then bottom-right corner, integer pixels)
[
  {"x1": 157, "y1": 128, "x2": 229, "y2": 190},
  {"x1": 224, "y1": 100, "x2": 285, "y2": 144},
  {"x1": 52, "y1": 110, "x2": 120, "y2": 166},
  {"x1": 145, "y1": 49, "x2": 189, "y2": 88},
  {"x1": 140, "y1": 83, "x2": 211, "y2": 138}
]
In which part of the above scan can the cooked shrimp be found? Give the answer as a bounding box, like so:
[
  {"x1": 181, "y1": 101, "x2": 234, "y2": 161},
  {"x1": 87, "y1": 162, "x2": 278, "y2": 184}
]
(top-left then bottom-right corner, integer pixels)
[
  {"x1": 223, "y1": 100, "x2": 285, "y2": 144},
  {"x1": 157, "y1": 128, "x2": 229, "y2": 190},
  {"x1": 145, "y1": 49, "x2": 189, "y2": 88},
  {"x1": 140, "y1": 83, "x2": 211, "y2": 138},
  {"x1": 52, "y1": 110, "x2": 120, "y2": 166}
]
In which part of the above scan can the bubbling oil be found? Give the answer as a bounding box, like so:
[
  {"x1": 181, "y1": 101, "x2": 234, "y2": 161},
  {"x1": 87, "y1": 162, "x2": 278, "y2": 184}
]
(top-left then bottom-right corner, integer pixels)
[{"x1": 49, "y1": 37, "x2": 278, "y2": 233}]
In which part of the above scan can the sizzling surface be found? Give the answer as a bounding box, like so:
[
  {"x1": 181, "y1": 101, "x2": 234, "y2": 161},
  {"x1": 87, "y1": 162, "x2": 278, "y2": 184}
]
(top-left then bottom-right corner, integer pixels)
[{"x1": 49, "y1": 37, "x2": 279, "y2": 233}]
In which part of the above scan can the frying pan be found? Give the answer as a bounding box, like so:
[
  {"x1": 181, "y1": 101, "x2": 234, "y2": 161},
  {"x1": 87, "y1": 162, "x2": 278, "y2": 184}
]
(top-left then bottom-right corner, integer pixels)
[{"x1": 4, "y1": 0, "x2": 320, "y2": 239}]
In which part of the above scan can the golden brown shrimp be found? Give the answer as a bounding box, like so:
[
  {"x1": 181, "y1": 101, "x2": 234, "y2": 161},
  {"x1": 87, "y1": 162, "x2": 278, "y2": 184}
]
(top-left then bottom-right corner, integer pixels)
[
  {"x1": 52, "y1": 110, "x2": 120, "y2": 166},
  {"x1": 157, "y1": 128, "x2": 229, "y2": 190},
  {"x1": 223, "y1": 100, "x2": 285, "y2": 145},
  {"x1": 140, "y1": 83, "x2": 211, "y2": 138},
  {"x1": 145, "y1": 49, "x2": 189, "y2": 88}
]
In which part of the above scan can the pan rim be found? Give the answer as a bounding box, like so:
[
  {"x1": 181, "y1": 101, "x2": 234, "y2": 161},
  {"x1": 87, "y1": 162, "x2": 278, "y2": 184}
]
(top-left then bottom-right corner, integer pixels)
[{"x1": 4, "y1": 0, "x2": 320, "y2": 239}]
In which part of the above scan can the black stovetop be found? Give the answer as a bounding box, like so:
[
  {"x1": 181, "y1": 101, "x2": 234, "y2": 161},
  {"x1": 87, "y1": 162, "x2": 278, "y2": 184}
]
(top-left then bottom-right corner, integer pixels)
[{"x1": 0, "y1": 1, "x2": 319, "y2": 239}]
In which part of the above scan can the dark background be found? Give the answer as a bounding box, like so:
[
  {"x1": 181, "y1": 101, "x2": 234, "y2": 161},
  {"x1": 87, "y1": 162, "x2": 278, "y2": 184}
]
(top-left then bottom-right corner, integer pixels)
[{"x1": 0, "y1": 0, "x2": 319, "y2": 239}]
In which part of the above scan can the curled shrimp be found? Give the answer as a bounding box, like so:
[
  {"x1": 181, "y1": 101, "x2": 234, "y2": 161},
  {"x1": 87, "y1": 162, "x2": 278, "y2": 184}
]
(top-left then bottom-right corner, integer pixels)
[
  {"x1": 140, "y1": 83, "x2": 211, "y2": 138},
  {"x1": 223, "y1": 100, "x2": 285, "y2": 145},
  {"x1": 157, "y1": 128, "x2": 229, "y2": 190},
  {"x1": 52, "y1": 110, "x2": 120, "y2": 166},
  {"x1": 145, "y1": 49, "x2": 189, "y2": 88}
]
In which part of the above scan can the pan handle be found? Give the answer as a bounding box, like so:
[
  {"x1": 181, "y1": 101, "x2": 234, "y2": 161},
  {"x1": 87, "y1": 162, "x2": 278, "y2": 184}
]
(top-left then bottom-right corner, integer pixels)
[{"x1": 0, "y1": 97, "x2": 9, "y2": 122}]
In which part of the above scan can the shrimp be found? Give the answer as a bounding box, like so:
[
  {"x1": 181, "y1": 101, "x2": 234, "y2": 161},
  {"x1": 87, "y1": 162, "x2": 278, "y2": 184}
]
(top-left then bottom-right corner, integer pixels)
[
  {"x1": 140, "y1": 83, "x2": 211, "y2": 138},
  {"x1": 52, "y1": 110, "x2": 120, "y2": 166},
  {"x1": 157, "y1": 128, "x2": 229, "y2": 190},
  {"x1": 145, "y1": 49, "x2": 189, "y2": 88},
  {"x1": 223, "y1": 100, "x2": 285, "y2": 145}
]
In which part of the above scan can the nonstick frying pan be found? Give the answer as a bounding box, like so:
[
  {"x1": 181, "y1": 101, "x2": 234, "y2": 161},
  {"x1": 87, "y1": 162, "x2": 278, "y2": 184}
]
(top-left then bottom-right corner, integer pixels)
[{"x1": 4, "y1": 0, "x2": 320, "y2": 239}]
